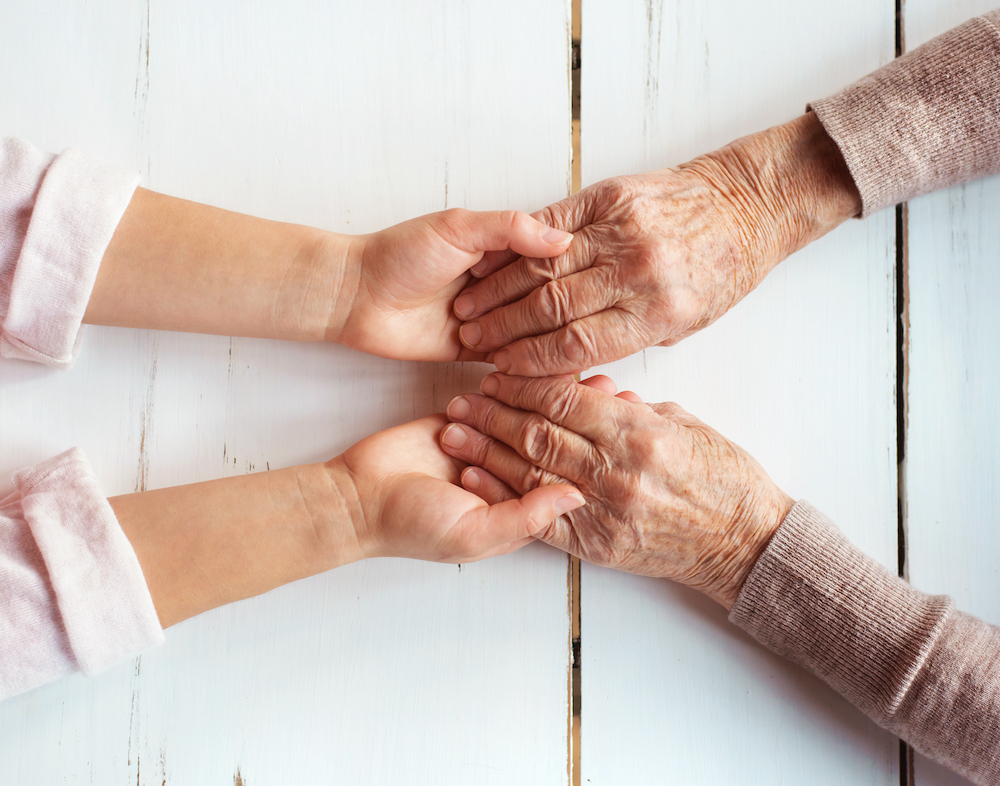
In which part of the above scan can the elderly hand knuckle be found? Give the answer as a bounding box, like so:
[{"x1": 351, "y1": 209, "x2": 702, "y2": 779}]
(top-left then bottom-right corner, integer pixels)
[
  {"x1": 537, "y1": 280, "x2": 570, "y2": 325},
  {"x1": 560, "y1": 321, "x2": 596, "y2": 366},
  {"x1": 520, "y1": 415, "x2": 551, "y2": 461},
  {"x1": 522, "y1": 464, "x2": 546, "y2": 492}
]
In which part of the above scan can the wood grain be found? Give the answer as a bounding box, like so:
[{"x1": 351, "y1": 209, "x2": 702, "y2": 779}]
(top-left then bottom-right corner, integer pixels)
[
  {"x1": 904, "y1": 2, "x2": 1000, "y2": 783},
  {"x1": 0, "y1": 1, "x2": 573, "y2": 783},
  {"x1": 579, "y1": 0, "x2": 900, "y2": 781}
]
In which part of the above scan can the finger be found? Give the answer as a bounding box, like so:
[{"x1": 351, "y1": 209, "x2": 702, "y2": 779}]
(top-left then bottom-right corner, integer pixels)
[
  {"x1": 476, "y1": 374, "x2": 621, "y2": 443},
  {"x1": 456, "y1": 228, "x2": 600, "y2": 321},
  {"x1": 616, "y1": 390, "x2": 643, "y2": 403},
  {"x1": 456, "y1": 482, "x2": 585, "y2": 549},
  {"x1": 579, "y1": 375, "x2": 617, "y2": 395},
  {"x1": 459, "y1": 266, "x2": 617, "y2": 353},
  {"x1": 441, "y1": 420, "x2": 572, "y2": 492},
  {"x1": 442, "y1": 390, "x2": 597, "y2": 482},
  {"x1": 460, "y1": 193, "x2": 596, "y2": 282},
  {"x1": 434, "y1": 208, "x2": 573, "y2": 268},
  {"x1": 460, "y1": 466, "x2": 518, "y2": 505},
  {"x1": 493, "y1": 308, "x2": 644, "y2": 377}
]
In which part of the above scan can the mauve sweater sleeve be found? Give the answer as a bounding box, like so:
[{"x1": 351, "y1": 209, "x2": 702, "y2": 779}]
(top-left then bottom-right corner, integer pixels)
[
  {"x1": 0, "y1": 141, "x2": 161, "y2": 700},
  {"x1": 731, "y1": 502, "x2": 1000, "y2": 785},
  {"x1": 0, "y1": 137, "x2": 139, "y2": 367},
  {"x1": 0, "y1": 449, "x2": 164, "y2": 700},
  {"x1": 810, "y1": 10, "x2": 1000, "y2": 217}
]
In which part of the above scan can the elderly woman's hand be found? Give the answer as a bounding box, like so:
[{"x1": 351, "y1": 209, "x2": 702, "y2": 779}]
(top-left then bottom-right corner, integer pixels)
[
  {"x1": 437, "y1": 374, "x2": 793, "y2": 608},
  {"x1": 452, "y1": 113, "x2": 861, "y2": 375},
  {"x1": 330, "y1": 209, "x2": 573, "y2": 362},
  {"x1": 330, "y1": 414, "x2": 584, "y2": 564}
]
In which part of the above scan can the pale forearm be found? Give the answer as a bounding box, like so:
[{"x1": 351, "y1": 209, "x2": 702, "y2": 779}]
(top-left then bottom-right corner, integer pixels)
[
  {"x1": 109, "y1": 460, "x2": 363, "y2": 628},
  {"x1": 84, "y1": 187, "x2": 358, "y2": 342}
]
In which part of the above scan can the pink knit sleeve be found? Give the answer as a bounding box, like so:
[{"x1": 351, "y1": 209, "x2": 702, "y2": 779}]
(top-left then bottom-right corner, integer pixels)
[
  {"x1": 0, "y1": 137, "x2": 139, "y2": 368},
  {"x1": 0, "y1": 449, "x2": 163, "y2": 701},
  {"x1": 810, "y1": 11, "x2": 1000, "y2": 217}
]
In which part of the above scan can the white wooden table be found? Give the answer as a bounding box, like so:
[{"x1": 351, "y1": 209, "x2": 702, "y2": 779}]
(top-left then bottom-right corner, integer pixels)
[{"x1": 0, "y1": 1, "x2": 994, "y2": 784}]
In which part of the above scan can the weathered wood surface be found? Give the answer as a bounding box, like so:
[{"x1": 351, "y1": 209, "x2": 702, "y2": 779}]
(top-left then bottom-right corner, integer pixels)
[
  {"x1": 0, "y1": 1, "x2": 573, "y2": 784},
  {"x1": 579, "y1": 0, "x2": 900, "y2": 782},
  {"x1": 905, "y1": 2, "x2": 1000, "y2": 783}
]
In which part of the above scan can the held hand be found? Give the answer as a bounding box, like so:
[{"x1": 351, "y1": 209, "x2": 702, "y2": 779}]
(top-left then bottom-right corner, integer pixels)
[
  {"x1": 437, "y1": 374, "x2": 793, "y2": 608},
  {"x1": 453, "y1": 114, "x2": 861, "y2": 375},
  {"x1": 331, "y1": 209, "x2": 573, "y2": 362},
  {"x1": 328, "y1": 415, "x2": 584, "y2": 564}
]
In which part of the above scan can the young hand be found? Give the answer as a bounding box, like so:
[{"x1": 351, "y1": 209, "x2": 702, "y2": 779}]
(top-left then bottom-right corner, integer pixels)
[{"x1": 332, "y1": 209, "x2": 573, "y2": 361}]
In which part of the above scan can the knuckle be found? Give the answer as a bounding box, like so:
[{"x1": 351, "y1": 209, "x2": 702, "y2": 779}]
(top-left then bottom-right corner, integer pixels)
[
  {"x1": 559, "y1": 321, "x2": 598, "y2": 367},
  {"x1": 524, "y1": 255, "x2": 558, "y2": 283},
  {"x1": 499, "y1": 209, "x2": 521, "y2": 233},
  {"x1": 536, "y1": 280, "x2": 571, "y2": 326},
  {"x1": 538, "y1": 380, "x2": 579, "y2": 424},
  {"x1": 519, "y1": 414, "x2": 552, "y2": 462},
  {"x1": 521, "y1": 464, "x2": 547, "y2": 492}
]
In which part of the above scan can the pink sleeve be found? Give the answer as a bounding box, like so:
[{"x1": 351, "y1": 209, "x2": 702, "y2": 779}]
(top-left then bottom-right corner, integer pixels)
[
  {"x1": 0, "y1": 137, "x2": 139, "y2": 368},
  {"x1": 0, "y1": 448, "x2": 163, "y2": 701}
]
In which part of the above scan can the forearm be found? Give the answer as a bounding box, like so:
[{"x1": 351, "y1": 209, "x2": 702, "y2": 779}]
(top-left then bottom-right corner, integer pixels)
[
  {"x1": 110, "y1": 459, "x2": 364, "y2": 628},
  {"x1": 84, "y1": 187, "x2": 360, "y2": 342},
  {"x1": 732, "y1": 502, "x2": 1000, "y2": 785}
]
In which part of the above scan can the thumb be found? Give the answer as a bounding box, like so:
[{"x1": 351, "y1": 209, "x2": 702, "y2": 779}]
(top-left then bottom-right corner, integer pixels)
[
  {"x1": 439, "y1": 209, "x2": 574, "y2": 262},
  {"x1": 464, "y1": 483, "x2": 585, "y2": 548}
]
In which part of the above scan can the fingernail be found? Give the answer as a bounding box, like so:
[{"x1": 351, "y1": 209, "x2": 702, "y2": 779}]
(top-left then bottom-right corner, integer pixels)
[
  {"x1": 462, "y1": 468, "x2": 482, "y2": 490},
  {"x1": 554, "y1": 492, "x2": 586, "y2": 515},
  {"x1": 454, "y1": 293, "x2": 476, "y2": 319},
  {"x1": 460, "y1": 321, "x2": 483, "y2": 347},
  {"x1": 447, "y1": 395, "x2": 471, "y2": 421},
  {"x1": 470, "y1": 260, "x2": 489, "y2": 277},
  {"x1": 494, "y1": 349, "x2": 512, "y2": 373},
  {"x1": 480, "y1": 374, "x2": 500, "y2": 397},
  {"x1": 441, "y1": 424, "x2": 468, "y2": 449},
  {"x1": 542, "y1": 226, "x2": 573, "y2": 245}
]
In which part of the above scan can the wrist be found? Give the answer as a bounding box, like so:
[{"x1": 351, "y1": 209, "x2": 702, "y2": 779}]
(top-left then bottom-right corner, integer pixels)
[
  {"x1": 680, "y1": 112, "x2": 861, "y2": 286},
  {"x1": 713, "y1": 487, "x2": 795, "y2": 610},
  {"x1": 320, "y1": 454, "x2": 380, "y2": 563},
  {"x1": 290, "y1": 228, "x2": 364, "y2": 344}
]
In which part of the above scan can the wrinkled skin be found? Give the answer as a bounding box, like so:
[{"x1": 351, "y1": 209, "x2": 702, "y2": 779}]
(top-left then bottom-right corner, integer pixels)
[
  {"x1": 452, "y1": 113, "x2": 861, "y2": 376},
  {"x1": 332, "y1": 414, "x2": 583, "y2": 564},
  {"x1": 452, "y1": 164, "x2": 771, "y2": 376},
  {"x1": 437, "y1": 374, "x2": 793, "y2": 608}
]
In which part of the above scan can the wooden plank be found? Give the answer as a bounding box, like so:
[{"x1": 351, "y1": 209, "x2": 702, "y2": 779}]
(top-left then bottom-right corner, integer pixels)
[
  {"x1": 0, "y1": 1, "x2": 574, "y2": 783},
  {"x1": 904, "y1": 2, "x2": 1000, "y2": 783},
  {"x1": 579, "y1": 0, "x2": 900, "y2": 782}
]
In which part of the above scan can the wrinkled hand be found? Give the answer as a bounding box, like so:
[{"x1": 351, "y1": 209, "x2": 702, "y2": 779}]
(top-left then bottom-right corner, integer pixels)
[
  {"x1": 332, "y1": 209, "x2": 573, "y2": 362},
  {"x1": 329, "y1": 415, "x2": 584, "y2": 564},
  {"x1": 452, "y1": 114, "x2": 861, "y2": 375},
  {"x1": 437, "y1": 374, "x2": 794, "y2": 607}
]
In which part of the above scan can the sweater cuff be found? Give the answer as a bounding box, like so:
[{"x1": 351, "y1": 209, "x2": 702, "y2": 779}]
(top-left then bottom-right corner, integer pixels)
[
  {"x1": 15, "y1": 448, "x2": 164, "y2": 676},
  {"x1": 729, "y1": 500, "x2": 952, "y2": 724},
  {"x1": 0, "y1": 148, "x2": 139, "y2": 368},
  {"x1": 810, "y1": 11, "x2": 1000, "y2": 217}
]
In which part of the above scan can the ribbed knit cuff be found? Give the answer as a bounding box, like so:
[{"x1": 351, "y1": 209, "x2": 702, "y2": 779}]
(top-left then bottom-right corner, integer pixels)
[
  {"x1": 0, "y1": 148, "x2": 139, "y2": 368},
  {"x1": 730, "y1": 500, "x2": 952, "y2": 724},
  {"x1": 15, "y1": 448, "x2": 164, "y2": 676},
  {"x1": 811, "y1": 11, "x2": 1000, "y2": 217}
]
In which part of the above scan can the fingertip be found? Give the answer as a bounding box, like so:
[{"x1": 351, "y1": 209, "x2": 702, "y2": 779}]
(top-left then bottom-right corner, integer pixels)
[
  {"x1": 541, "y1": 226, "x2": 574, "y2": 246},
  {"x1": 461, "y1": 467, "x2": 482, "y2": 491},
  {"x1": 580, "y1": 374, "x2": 617, "y2": 395},
  {"x1": 470, "y1": 259, "x2": 489, "y2": 277},
  {"x1": 494, "y1": 349, "x2": 512, "y2": 373},
  {"x1": 554, "y1": 491, "x2": 586, "y2": 515},
  {"x1": 616, "y1": 390, "x2": 644, "y2": 404},
  {"x1": 454, "y1": 293, "x2": 476, "y2": 319}
]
